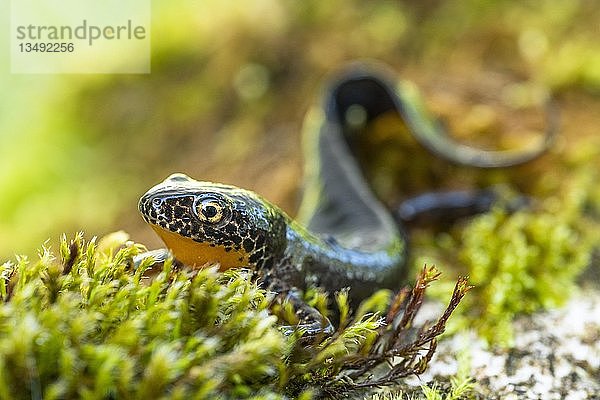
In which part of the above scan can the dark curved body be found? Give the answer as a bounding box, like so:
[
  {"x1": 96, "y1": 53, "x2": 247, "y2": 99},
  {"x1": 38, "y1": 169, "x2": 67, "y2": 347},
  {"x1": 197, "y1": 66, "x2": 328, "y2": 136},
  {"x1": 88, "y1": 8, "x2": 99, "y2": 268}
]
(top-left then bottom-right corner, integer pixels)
[
  {"x1": 139, "y1": 63, "x2": 556, "y2": 330},
  {"x1": 286, "y1": 71, "x2": 411, "y2": 302},
  {"x1": 284, "y1": 64, "x2": 555, "y2": 302}
]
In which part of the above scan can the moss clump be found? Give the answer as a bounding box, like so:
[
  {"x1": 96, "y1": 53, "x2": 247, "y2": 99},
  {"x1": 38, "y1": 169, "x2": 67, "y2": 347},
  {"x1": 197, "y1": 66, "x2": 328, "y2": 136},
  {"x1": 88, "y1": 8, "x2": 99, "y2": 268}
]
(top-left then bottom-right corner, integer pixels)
[
  {"x1": 449, "y1": 162, "x2": 600, "y2": 346},
  {"x1": 411, "y1": 154, "x2": 600, "y2": 347},
  {"x1": 0, "y1": 234, "x2": 287, "y2": 399},
  {"x1": 434, "y1": 181, "x2": 600, "y2": 346},
  {"x1": 0, "y1": 234, "x2": 469, "y2": 399},
  {"x1": 451, "y1": 204, "x2": 594, "y2": 345}
]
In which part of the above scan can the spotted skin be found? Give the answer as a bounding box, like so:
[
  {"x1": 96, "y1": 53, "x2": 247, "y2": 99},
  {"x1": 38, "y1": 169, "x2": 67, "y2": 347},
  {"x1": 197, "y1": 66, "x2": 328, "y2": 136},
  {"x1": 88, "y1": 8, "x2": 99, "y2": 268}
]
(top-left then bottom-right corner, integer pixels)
[
  {"x1": 139, "y1": 174, "x2": 331, "y2": 334},
  {"x1": 139, "y1": 175, "x2": 287, "y2": 273}
]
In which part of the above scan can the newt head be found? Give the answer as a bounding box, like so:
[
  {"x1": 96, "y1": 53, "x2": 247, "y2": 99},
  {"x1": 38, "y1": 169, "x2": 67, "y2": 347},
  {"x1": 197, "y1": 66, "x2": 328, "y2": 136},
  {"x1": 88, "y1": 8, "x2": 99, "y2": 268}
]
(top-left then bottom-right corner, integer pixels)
[{"x1": 138, "y1": 173, "x2": 286, "y2": 270}]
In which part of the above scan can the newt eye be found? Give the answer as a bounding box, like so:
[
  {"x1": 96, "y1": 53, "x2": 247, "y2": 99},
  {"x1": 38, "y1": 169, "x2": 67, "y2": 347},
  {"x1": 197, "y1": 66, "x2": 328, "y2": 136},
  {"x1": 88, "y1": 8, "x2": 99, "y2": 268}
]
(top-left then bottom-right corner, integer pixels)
[{"x1": 197, "y1": 199, "x2": 224, "y2": 224}]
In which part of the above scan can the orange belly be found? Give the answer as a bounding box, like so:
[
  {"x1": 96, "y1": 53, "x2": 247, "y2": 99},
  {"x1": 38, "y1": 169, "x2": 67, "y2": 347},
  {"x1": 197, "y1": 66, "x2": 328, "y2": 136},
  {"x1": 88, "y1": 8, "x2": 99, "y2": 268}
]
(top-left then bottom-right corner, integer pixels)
[{"x1": 151, "y1": 225, "x2": 250, "y2": 270}]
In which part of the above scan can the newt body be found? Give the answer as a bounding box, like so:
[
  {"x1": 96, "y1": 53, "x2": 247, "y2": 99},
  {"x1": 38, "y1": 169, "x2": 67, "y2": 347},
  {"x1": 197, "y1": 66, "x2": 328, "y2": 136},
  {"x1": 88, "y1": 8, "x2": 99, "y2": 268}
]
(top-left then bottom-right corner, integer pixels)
[
  {"x1": 139, "y1": 173, "x2": 405, "y2": 306},
  {"x1": 138, "y1": 63, "x2": 556, "y2": 333}
]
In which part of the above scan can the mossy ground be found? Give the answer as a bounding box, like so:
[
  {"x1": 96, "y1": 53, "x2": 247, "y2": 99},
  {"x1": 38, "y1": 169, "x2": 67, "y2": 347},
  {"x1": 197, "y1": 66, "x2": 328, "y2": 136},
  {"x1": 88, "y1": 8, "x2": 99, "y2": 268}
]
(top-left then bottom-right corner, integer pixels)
[
  {"x1": 0, "y1": 233, "x2": 472, "y2": 400},
  {"x1": 0, "y1": 235, "x2": 288, "y2": 399},
  {"x1": 409, "y1": 160, "x2": 599, "y2": 345}
]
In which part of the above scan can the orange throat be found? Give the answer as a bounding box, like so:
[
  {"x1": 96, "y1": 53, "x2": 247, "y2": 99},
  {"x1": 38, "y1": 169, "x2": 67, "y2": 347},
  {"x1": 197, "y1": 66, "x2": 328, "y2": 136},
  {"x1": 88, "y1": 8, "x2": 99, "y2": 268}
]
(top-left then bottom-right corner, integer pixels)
[{"x1": 151, "y1": 225, "x2": 250, "y2": 270}]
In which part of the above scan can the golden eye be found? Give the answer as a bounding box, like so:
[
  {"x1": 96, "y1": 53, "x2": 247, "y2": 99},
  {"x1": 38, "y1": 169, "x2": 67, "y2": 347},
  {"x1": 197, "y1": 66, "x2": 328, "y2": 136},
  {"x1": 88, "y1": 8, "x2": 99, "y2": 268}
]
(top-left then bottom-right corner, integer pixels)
[{"x1": 197, "y1": 199, "x2": 224, "y2": 224}]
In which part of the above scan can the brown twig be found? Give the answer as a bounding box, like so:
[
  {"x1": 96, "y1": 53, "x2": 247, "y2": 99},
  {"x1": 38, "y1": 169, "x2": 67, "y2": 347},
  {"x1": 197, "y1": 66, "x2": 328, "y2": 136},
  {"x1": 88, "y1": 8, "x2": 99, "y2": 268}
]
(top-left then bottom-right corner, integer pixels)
[{"x1": 318, "y1": 265, "x2": 472, "y2": 394}]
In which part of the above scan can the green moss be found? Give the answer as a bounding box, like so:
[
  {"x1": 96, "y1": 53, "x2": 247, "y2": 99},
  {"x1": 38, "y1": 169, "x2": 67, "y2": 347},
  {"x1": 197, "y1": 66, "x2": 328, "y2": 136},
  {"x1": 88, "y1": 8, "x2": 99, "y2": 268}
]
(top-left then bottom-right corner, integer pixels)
[
  {"x1": 0, "y1": 234, "x2": 289, "y2": 399},
  {"x1": 455, "y1": 160, "x2": 599, "y2": 345},
  {"x1": 0, "y1": 234, "x2": 469, "y2": 399},
  {"x1": 420, "y1": 180, "x2": 598, "y2": 345}
]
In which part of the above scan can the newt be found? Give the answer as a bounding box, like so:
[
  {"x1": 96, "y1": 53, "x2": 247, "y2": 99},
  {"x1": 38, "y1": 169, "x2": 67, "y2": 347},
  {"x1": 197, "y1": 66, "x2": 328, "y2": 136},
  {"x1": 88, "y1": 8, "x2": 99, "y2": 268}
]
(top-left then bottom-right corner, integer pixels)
[{"x1": 137, "y1": 63, "x2": 557, "y2": 334}]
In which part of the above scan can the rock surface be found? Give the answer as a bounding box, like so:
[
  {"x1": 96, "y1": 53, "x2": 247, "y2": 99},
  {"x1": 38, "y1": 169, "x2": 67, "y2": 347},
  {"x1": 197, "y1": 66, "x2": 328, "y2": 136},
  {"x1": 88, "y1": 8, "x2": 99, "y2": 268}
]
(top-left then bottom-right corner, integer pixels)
[{"x1": 406, "y1": 290, "x2": 600, "y2": 399}]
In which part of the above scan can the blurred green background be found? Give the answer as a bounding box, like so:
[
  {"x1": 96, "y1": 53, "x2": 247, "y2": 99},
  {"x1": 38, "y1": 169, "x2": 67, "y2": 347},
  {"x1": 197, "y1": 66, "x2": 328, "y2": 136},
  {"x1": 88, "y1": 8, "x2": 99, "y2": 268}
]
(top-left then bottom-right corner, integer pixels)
[{"x1": 1, "y1": 0, "x2": 599, "y2": 261}]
